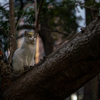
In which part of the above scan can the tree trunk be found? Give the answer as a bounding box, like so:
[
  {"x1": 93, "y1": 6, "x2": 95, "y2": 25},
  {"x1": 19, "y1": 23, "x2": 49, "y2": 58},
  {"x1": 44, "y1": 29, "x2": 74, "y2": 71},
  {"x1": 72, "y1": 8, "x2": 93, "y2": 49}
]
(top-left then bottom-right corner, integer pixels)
[
  {"x1": 37, "y1": 0, "x2": 53, "y2": 55},
  {"x1": 84, "y1": 0, "x2": 99, "y2": 100},
  {"x1": 9, "y1": 0, "x2": 17, "y2": 62},
  {"x1": 2, "y1": 17, "x2": 100, "y2": 100},
  {"x1": 84, "y1": 76, "x2": 98, "y2": 100},
  {"x1": 39, "y1": 24, "x2": 53, "y2": 55}
]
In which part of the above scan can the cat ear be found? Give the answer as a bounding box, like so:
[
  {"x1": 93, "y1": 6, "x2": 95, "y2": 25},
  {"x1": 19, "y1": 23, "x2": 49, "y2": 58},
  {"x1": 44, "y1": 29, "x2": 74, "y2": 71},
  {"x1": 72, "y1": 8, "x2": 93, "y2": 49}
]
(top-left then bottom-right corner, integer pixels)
[{"x1": 25, "y1": 31, "x2": 28, "y2": 36}]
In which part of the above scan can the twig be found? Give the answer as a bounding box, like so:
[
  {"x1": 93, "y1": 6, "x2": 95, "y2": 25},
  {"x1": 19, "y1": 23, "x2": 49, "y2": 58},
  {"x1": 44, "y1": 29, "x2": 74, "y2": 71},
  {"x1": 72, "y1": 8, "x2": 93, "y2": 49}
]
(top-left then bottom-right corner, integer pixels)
[
  {"x1": 76, "y1": 1, "x2": 100, "y2": 11},
  {"x1": 17, "y1": 24, "x2": 71, "y2": 36},
  {"x1": 82, "y1": 5, "x2": 100, "y2": 11},
  {"x1": 57, "y1": 33, "x2": 77, "y2": 47},
  {"x1": 15, "y1": 6, "x2": 28, "y2": 32},
  {"x1": 17, "y1": 24, "x2": 35, "y2": 30},
  {"x1": 3, "y1": 3, "x2": 9, "y2": 7},
  {"x1": 34, "y1": 0, "x2": 37, "y2": 21},
  {"x1": 17, "y1": 34, "x2": 24, "y2": 39}
]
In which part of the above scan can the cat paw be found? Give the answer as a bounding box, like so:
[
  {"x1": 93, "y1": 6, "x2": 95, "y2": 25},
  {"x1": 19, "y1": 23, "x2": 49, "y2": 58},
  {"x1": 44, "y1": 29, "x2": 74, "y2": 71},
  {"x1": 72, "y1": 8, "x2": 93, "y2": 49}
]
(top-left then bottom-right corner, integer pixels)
[{"x1": 24, "y1": 65, "x2": 30, "y2": 71}]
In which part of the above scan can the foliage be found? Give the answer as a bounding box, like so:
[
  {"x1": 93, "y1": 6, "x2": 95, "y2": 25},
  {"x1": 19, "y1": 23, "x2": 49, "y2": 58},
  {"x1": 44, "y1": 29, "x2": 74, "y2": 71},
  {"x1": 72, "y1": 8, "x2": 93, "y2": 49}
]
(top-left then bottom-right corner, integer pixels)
[
  {"x1": 41, "y1": 0, "x2": 78, "y2": 35},
  {"x1": 0, "y1": 0, "x2": 100, "y2": 55},
  {"x1": 0, "y1": 4, "x2": 10, "y2": 54},
  {"x1": 85, "y1": 0, "x2": 100, "y2": 7},
  {"x1": 0, "y1": 5, "x2": 9, "y2": 31},
  {"x1": 0, "y1": 2, "x2": 35, "y2": 53}
]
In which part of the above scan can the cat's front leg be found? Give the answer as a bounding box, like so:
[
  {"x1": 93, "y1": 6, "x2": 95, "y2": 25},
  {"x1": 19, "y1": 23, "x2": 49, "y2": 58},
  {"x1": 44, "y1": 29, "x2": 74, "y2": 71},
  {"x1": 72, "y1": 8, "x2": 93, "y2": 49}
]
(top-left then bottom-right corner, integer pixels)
[
  {"x1": 24, "y1": 57, "x2": 30, "y2": 70},
  {"x1": 30, "y1": 60, "x2": 35, "y2": 67},
  {"x1": 24, "y1": 56, "x2": 28, "y2": 65},
  {"x1": 24, "y1": 65, "x2": 30, "y2": 71}
]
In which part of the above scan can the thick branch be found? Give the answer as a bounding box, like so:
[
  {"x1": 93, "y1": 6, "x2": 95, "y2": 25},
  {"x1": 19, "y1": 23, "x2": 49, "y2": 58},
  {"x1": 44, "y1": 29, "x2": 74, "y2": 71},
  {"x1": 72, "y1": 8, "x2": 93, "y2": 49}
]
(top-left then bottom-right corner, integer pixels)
[{"x1": 2, "y1": 18, "x2": 100, "y2": 100}]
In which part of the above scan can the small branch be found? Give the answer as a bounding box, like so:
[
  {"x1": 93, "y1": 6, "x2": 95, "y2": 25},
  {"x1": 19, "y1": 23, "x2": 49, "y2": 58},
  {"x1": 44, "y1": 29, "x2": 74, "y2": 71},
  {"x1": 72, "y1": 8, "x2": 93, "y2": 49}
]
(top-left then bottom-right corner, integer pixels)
[
  {"x1": 17, "y1": 25, "x2": 35, "y2": 30},
  {"x1": 15, "y1": 7, "x2": 28, "y2": 32},
  {"x1": 3, "y1": 3, "x2": 9, "y2": 7},
  {"x1": 41, "y1": 27, "x2": 69, "y2": 35},
  {"x1": 17, "y1": 34, "x2": 24, "y2": 39},
  {"x1": 57, "y1": 33, "x2": 77, "y2": 47},
  {"x1": 34, "y1": 0, "x2": 37, "y2": 21},
  {"x1": 17, "y1": 25, "x2": 70, "y2": 35},
  {"x1": 83, "y1": 5, "x2": 100, "y2": 11},
  {"x1": 15, "y1": 4, "x2": 36, "y2": 32},
  {"x1": 76, "y1": 1, "x2": 100, "y2": 11}
]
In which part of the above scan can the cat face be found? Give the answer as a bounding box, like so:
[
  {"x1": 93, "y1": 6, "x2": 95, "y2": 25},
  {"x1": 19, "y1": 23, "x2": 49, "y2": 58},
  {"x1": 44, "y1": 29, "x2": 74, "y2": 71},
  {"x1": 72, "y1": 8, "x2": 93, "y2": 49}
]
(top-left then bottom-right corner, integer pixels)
[{"x1": 24, "y1": 31, "x2": 36, "y2": 44}]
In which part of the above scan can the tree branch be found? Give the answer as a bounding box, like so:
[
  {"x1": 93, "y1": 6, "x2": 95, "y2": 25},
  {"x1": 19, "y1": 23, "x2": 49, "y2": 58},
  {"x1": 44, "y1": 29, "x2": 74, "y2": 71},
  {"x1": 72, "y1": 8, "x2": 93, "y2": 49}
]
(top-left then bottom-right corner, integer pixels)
[
  {"x1": 17, "y1": 25, "x2": 69, "y2": 35},
  {"x1": 35, "y1": 0, "x2": 44, "y2": 35},
  {"x1": 17, "y1": 25, "x2": 35, "y2": 30},
  {"x1": 76, "y1": 1, "x2": 100, "y2": 11},
  {"x1": 41, "y1": 27, "x2": 70, "y2": 35},
  {"x1": 2, "y1": 17, "x2": 100, "y2": 100}
]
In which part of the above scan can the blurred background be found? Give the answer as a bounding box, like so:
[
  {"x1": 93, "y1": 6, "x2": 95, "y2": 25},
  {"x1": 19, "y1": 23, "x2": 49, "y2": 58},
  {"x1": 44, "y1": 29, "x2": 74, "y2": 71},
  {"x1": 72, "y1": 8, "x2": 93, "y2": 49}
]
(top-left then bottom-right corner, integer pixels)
[{"x1": 0, "y1": 0, "x2": 100, "y2": 100}]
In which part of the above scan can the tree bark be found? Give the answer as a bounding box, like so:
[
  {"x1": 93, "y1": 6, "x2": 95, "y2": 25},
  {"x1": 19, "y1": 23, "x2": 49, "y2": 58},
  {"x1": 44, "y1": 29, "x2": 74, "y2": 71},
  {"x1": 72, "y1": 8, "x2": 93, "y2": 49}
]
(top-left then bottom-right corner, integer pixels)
[
  {"x1": 84, "y1": 76, "x2": 98, "y2": 100},
  {"x1": 39, "y1": 24, "x2": 53, "y2": 55},
  {"x1": 9, "y1": 0, "x2": 17, "y2": 62},
  {"x1": 37, "y1": 0, "x2": 53, "y2": 55},
  {"x1": 84, "y1": 0, "x2": 99, "y2": 100},
  {"x1": 2, "y1": 17, "x2": 100, "y2": 100}
]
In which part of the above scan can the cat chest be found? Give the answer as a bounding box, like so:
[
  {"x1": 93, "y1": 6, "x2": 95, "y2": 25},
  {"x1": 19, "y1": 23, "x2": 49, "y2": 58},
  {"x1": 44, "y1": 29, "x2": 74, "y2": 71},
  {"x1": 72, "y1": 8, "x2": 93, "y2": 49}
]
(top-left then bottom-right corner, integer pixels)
[
  {"x1": 22, "y1": 49, "x2": 35, "y2": 55},
  {"x1": 21, "y1": 46, "x2": 36, "y2": 56}
]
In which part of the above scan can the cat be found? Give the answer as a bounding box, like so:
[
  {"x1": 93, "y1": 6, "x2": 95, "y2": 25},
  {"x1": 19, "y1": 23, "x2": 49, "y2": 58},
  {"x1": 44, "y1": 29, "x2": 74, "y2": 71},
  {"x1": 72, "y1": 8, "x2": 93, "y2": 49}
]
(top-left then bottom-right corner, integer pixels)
[{"x1": 12, "y1": 31, "x2": 36, "y2": 73}]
